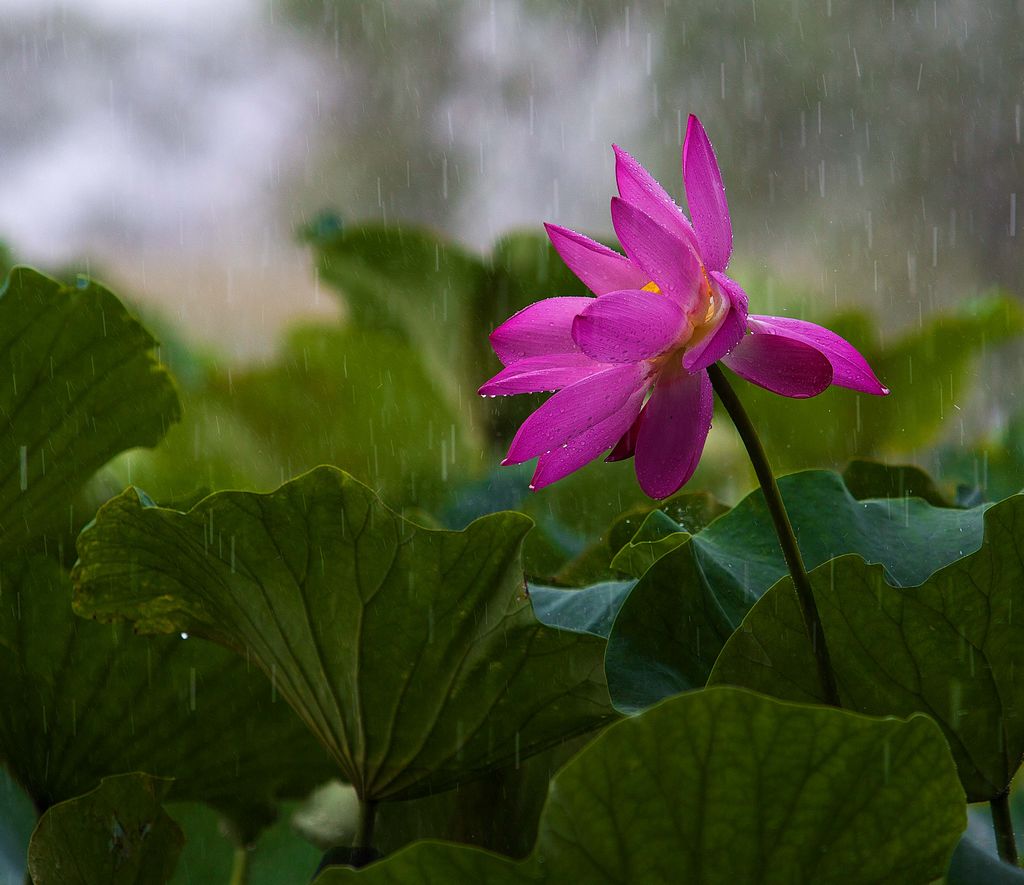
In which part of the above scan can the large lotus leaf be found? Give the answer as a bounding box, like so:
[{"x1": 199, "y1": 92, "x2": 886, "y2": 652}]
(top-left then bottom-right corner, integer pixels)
[
  {"x1": 316, "y1": 688, "x2": 965, "y2": 884},
  {"x1": 605, "y1": 469, "x2": 989, "y2": 713},
  {"x1": 736, "y1": 296, "x2": 1023, "y2": 469},
  {"x1": 709, "y1": 493, "x2": 1024, "y2": 802},
  {"x1": 0, "y1": 554, "x2": 336, "y2": 836},
  {"x1": 0, "y1": 267, "x2": 180, "y2": 551},
  {"x1": 27, "y1": 773, "x2": 183, "y2": 885},
  {"x1": 72, "y1": 467, "x2": 614, "y2": 801}
]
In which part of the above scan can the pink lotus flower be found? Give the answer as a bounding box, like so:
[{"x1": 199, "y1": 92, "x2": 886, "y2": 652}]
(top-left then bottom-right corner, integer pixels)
[{"x1": 481, "y1": 115, "x2": 889, "y2": 499}]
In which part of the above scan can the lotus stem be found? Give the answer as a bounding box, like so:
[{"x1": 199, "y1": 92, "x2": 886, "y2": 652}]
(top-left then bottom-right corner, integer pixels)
[
  {"x1": 992, "y1": 791, "x2": 1019, "y2": 865},
  {"x1": 228, "y1": 846, "x2": 250, "y2": 885},
  {"x1": 352, "y1": 798, "x2": 378, "y2": 867},
  {"x1": 707, "y1": 364, "x2": 841, "y2": 707}
]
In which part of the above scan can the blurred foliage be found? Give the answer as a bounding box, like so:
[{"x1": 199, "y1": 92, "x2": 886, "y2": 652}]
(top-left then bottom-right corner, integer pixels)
[
  {"x1": 121, "y1": 324, "x2": 472, "y2": 510},
  {"x1": 841, "y1": 458, "x2": 954, "y2": 507},
  {"x1": 99, "y1": 222, "x2": 1024, "y2": 587},
  {"x1": 940, "y1": 411, "x2": 1024, "y2": 504},
  {"x1": 733, "y1": 295, "x2": 1024, "y2": 471},
  {"x1": 168, "y1": 801, "x2": 322, "y2": 885},
  {"x1": 279, "y1": 0, "x2": 1022, "y2": 327}
]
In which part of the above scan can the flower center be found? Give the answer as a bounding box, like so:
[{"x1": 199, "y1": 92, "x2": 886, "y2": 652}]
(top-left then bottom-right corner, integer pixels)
[
  {"x1": 643, "y1": 271, "x2": 724, "y2": 370},
  {"x1": 688, "y1": 269, "x2": 724, "y2": 344},
  {"x1": 644, "y1": 271, "x2": 720, "y2": 329}
]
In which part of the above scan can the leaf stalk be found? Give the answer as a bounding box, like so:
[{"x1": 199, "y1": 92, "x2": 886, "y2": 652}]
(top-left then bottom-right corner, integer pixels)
[
  {"x1": 228, "y1": 845, "x2": 250, "y2": 885},
  {"x1": 352, "y1": 798, "x2": 379, "y2": 867},
  {"x1": 992, "y1": 790, "x2": 1019, "y2": 866}
]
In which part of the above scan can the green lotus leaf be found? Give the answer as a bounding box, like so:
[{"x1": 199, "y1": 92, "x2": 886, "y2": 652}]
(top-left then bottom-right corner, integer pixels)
[
  {"x1": 0, "y1": 554, "x2": 336, "y2": 838},
  {"x1": 533, "y1": 488, "x2": 727, "y2": 588},
  {"x1": 709, "y1": 493, "x2": 1024, "y2": 801},
  {"x1": 608, "y1": 509, "x2": 692, "y2": 578},
  {"x1": 72, "y1": 467, "x2": 614, "y2": 801},
  {"x1": 529, "y1": 580, "x2": 634, "y2": 640},
  {"x1": 606, "y1": 469, "x2": 989, "y2": 713},
  {"x1": 0, "y1": 267, "x2": 180, "y2": 551},
  {"x1": 316, "y1": 688, "x2": 965, "y2": 884},
  {"x1": 27, "y1": 773, "x2": 183, "y2": 885}
]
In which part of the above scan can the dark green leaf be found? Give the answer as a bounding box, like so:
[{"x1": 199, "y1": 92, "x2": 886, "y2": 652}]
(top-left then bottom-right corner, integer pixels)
[
  {"x1": 606, "y1": 469, "x2": 989, "y2": 712},
  {"x1": 316, "y1": 688, "x2": 965, "y2": 884},
  {"x1": 72, "y1": 467, "x2": 614, "y2": 801},
  {"x1": 0, "y1": 267, "x2": 180, "y2": 551},
  {"x1": 841, "y1": 459, "x2": 954, "y2": 507},
  {"x1": 0, "y1": 554, "x2": 336, "y2": 836},
  {"x1": 709, "y1": 493, "x2": 1024, "y2": 800},
  {"x1": 27, "y1": 773, "x2": 183, "y2": 885},
  {"x1": 608, "y1": 510, "x2": 692, "y2": 578}
]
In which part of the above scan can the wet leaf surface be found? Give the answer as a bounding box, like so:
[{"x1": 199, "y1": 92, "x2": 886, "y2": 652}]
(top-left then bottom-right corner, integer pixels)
[
  {"x1": 710, "y1": 493, "x2": 1024, "y2": 801},
  {"x1": 316, "y1": 688, "x2": 965, "y2": 884},
  {"x1": 0, "y1": 554, "x2": 336, "y2": 837},
  {"x1": 605, "y1": 469, "x2": 990, "y2": 712},
  {"x1": 73, "y1": 468, "x2": 614, "y2": 801}
]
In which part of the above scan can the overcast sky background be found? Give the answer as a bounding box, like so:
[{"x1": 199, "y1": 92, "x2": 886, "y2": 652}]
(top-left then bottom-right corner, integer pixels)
[{"x1": 0, "y1": 0, "x2": 1020, "y2": 366}]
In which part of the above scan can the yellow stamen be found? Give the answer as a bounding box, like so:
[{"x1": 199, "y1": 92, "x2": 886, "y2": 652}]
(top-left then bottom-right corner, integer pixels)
[
  {"x1": 700, "y1": 269, "x2": 716, "y2": 324},
  {"x1": 642, "y1": 281, "x2": 661, "y2": 294}
]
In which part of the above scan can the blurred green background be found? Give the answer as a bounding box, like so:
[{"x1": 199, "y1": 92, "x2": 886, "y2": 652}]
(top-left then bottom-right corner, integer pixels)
[{"x1": 2, "y1": 0, "x2": 1023, "y2": 612}]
